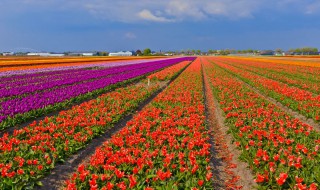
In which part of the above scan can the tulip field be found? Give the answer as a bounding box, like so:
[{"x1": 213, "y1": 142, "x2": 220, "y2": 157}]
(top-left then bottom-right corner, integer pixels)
[{"x1": 0, "y1": 56, "x2": 319, "y2": 189}]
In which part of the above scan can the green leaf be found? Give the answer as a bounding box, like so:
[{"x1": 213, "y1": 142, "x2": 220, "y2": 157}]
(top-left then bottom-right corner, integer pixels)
[{"x1": 36, "y1": 181, "x2": 43, "y2": 186}]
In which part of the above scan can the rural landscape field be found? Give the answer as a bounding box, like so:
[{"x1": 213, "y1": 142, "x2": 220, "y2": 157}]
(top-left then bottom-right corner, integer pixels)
[
  {"x1": 2, "y1": 0, "x2": 320, "y2": 189},
  {"x1": 0, "y1": 56, "x2": 319, "y2": 189}
]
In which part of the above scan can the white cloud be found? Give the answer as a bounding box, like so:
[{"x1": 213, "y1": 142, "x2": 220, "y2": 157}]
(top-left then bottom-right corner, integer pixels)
[
  {"x1": 138, "y1": 9, "x2": 173, "y2": 22},
  {"x1": 1, "y1": 0, "x2": 319, "y2": 23},
  {"x1": 79, "y1": 0, "x2": 261, "y2": 22},
  {"x1": 124, "y1": 32, "x2": 137, "y2": 39}
]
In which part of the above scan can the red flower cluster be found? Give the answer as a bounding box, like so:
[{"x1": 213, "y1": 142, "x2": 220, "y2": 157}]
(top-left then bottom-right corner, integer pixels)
[
  {"x1": 65, "y1": 59, "x2": 213, "y2": 189},
  {"x1": 211, "y1": 57, "x2": 320, "y2": 122},
  {"x1": 0, "y1": 62, "x2": 188, "y2": 189},
  {"x1": 147, "y1": 60, "x2": 190, "y2": 81},
  {"x1": 203, "y1": 57, "x2": 320, "y2": 189}
]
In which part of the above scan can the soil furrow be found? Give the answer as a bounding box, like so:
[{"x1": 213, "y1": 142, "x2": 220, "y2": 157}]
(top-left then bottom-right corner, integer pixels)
[
  {"x1": 201, "y1": 63, "x2": 226, "y2": 189},
  {"x1": 202, "y1": 61, "x2": 256, "y2": 190}
]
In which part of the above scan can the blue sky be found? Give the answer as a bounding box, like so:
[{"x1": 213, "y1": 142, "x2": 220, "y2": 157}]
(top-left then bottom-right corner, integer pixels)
[{"x1": 1, "y1": 0, "x2": 320, "y2": 52}]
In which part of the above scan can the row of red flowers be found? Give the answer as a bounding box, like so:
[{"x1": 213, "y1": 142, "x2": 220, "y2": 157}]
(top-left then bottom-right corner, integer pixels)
[
  {"x1": 65, "y1": 58, "x2": 213, "y2": 190},
  {"x1": 0, "y1": 62, "x2": 189, "y2": 189},
  {"x1": 210, "y1": 58, "x2": 320, "y2": 122},
  {"x1": 223, "y1": 57, "x2": 320, "y2": 81},
  {"x1": 215, "y1": 57, "x2": 320, "y2": 94},
  {"x1": 203, "y1": 58, "x2": 319, "y2": 189},
  {"x1": 147, "y1": 61, "x2": 190, "y2": 81}
]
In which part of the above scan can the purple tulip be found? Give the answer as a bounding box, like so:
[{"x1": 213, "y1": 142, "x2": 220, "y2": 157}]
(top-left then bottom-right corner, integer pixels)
[{"x1": 0, "y1": 57, "x2": 195, "y2": 124}]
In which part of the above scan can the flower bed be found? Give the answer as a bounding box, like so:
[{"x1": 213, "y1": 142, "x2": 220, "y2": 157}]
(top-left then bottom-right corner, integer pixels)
[{"x1": 65, "y1": 58, "x2": 213, "y2": 190}]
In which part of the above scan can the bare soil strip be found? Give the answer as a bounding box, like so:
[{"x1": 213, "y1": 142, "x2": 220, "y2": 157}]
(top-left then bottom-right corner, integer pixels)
[
  {"x1": 201, "y1": 65, "x2": 227, "y2": 190},
  {"x1": 202, "y1": 63, "x2": 257, "y2": 190},
  {"x1": 35, "y1": 62, "x2": 192, "y2": 190}
]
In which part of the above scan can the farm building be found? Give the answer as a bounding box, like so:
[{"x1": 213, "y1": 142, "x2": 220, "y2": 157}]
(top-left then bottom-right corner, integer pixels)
[
  {"x1": 82, "y1": 53, "x2": 94, "y2": 56},
  {"x1": 27, "y1": 52, "x2": 64, "y2": 57},
  {"x1": 1, "y1": 52, "x2": 14, "y2": 56},
  {"x1": 109, "y1": 51, "x2": 133, "y2": 56}
]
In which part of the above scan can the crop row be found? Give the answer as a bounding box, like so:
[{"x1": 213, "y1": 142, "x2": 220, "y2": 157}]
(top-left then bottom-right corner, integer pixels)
[
  {"x1": 147, "y1": 61, "x2": 190, "y2": 81},
  {"x1": 0, "y1": 59, "x2": 191, "y2": 189},
  {"x1": 64, "y1": 58, "x2": 213, "y2": 190},
  {"x1": 0, "y1": 59, "x2": 147, "y2": 77},
  {"x1": 225, "y1": 57, "x2": 320, "y2": 78},
  {"x1": 0, "y1": 58, "x2": 164, "y2": 84},
  {"x1": 0, "y1": 57, "x2": 195, "y2": 130},
  {"x1": 203, "y1": 58, "x2": 320, "y2": 189},
  {"x1": 214, "y1": 57, "x2": 320, "y2": 94},
  {"x1": 0, "y1": 56, "x2": 156, "y2": 67},
  {"x1": 0, "y1": 58, "x2": 177, "y2": 99},
  {"x1": 209, "y1": 58, "x2": 320, "y2": 122}
]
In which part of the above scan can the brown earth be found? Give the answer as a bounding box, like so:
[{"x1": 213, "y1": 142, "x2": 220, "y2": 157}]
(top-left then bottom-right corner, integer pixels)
[{"x1": 202, "y1": 64, "x2": 257, "y2": 190}]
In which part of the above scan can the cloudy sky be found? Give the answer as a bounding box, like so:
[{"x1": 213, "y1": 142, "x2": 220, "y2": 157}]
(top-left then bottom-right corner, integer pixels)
[{"x1": 1, "y1": 0, "x2": 320, "y2": 52}]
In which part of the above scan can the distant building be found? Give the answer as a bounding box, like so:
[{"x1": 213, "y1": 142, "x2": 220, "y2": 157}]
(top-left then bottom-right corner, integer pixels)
[
  {"x1": 283, "y1": 52, "x2": 293, "y2": 56},
  {"x1": 27, "y1": 53, "x2": 64, "y2": 57},
  {"x1": 109, "y1": 51, "x2": 133, "y2": 56},
  {"x1": 259, "y1": 50, "x2": 274, "y2": 56},
  {"x1": 2, "y1": 52, "x2": 14, "y2": 56},
  {"x1": 27, "y1": 53, "x2": 49, "y2": 56},
  {"x1": 49, "y1": 53, "x2": 64, "y2": 57},
  {"x1": 66, "y1": 52, "x2": 95, "y2": 56},
  {"x1": 82, "y1": 53, "x2": 94, "y2": 56}
]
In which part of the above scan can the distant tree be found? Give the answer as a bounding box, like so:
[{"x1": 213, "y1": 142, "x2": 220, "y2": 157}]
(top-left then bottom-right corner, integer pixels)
[
  {"x1": 220, "y1": 49, "x2": 231, "y2": 55},
  {"x1": 230, "y1": 49, "x2": 237, "y2": 54},
  {"x1": 313, "y1": 47, "x2": 319, "y2": 53},
  {"x1": 143, "y1": 48, "x2": 151, "y2": 56},
  {"x1": 247, "y1": 49, "x2": 254, "y2": 53},
  {"x1": 196, "y1": 50, "x2": 201, "y2": 55},
  {"x1": 96, "y1": 51, "x2": 108, "y2": 56},
  {"x1": 136, "y1": 49, "x2": 142, "y2": 56},
  {"x1": 296, "y1": 48, "x2": 302, "y2": 54},
  {"x1": 301, "y1": 47, "x2": 318, "y2": 55},
  {"x1": 63, "y1": 51, "x2": 71, "y2": 56},
  {"x1": 275, "y1": 48, "x2": 282, "y2": 55},
  {"x1": 191, "y1": 50, "x2": 196, "y2": 55},
  {"x1": 288, "y1": 47, "x2": 318, "y2": 55},
  {"x1": 208, "y1": 49, "x2": 218, "y2": 55}
]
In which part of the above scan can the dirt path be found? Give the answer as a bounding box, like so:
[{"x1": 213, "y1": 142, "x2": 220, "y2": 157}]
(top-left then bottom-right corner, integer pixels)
[
  {"x1": 35, "y1": 62, "x2": 192, "y2": 190},
  {"x1": 202, "y1": 63, "x2": 257, "y2": 190}
]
